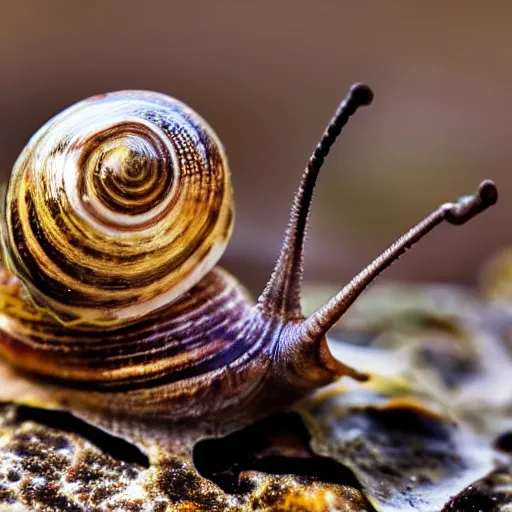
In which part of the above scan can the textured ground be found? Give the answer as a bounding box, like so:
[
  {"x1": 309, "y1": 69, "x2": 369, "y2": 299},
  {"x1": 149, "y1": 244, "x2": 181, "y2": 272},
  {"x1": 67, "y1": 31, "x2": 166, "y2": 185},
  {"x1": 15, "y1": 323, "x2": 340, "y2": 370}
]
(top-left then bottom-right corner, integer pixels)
[{"x1": 1, "y1": 257, "x2": 512, "y2": 511}]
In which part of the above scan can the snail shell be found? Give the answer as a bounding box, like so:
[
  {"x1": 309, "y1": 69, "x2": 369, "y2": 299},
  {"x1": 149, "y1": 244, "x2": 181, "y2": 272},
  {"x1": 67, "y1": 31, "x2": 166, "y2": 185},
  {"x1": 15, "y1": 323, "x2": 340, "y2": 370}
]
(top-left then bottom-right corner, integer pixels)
[
  {"x1": 1, "y1": 91, "x2": 233, "y2": 325},
  {"x1": 0, "y1": 84, "x2": 497, "y2": 421}
]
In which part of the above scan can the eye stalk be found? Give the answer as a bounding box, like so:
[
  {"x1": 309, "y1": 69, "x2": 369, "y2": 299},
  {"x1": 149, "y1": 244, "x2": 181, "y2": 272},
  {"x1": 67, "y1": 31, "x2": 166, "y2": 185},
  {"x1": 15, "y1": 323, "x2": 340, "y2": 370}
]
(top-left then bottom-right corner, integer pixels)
[
  {"x1": 258, "y1": 83, "x2": 375, "y2": 320},
  {"x1": 259, "y1": 83, "x2": 498, "y2": 387},
  {"x1": 302, "y1": 178, "x2": 497, "y2": 341}
]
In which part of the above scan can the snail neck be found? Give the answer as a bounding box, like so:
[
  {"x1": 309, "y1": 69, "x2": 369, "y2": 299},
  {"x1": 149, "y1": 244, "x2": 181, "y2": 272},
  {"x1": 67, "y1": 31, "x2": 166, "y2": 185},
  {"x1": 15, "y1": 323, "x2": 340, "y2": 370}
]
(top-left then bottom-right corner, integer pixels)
[
  {"x1": 255, "y1": 84, "x2": 496, "y2": 394},
  {"x1": 262, "y1": 180, "x2": 497, "y2": 392}
]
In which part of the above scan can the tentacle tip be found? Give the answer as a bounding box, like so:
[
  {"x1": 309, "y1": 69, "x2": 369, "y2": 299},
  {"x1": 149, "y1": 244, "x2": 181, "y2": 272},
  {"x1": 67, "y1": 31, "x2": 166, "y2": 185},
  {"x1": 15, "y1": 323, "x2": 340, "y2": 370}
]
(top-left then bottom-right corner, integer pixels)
[
  {"x1": 478, "y1": 179, "x2": 498, "y2": 206},
  {"x1": 349, "y1": 83, "x2": 374, "y2": 107},
  {"x1": 352, "y1": 370, "x2": 370, "y2": 382},
  {"x1": 445, "y1": 179, "x2": 498, "y2": 225},
  {"x1": 331, "y1": 358, "x2": 370, "y2": 383}
]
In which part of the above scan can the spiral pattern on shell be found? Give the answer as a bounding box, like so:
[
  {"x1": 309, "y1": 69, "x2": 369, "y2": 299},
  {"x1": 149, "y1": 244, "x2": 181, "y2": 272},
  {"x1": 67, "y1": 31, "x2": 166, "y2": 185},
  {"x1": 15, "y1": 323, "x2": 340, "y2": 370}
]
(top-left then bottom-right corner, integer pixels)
[{"x1": 1, "y1": 91, "x2": 233, "y2": 325}]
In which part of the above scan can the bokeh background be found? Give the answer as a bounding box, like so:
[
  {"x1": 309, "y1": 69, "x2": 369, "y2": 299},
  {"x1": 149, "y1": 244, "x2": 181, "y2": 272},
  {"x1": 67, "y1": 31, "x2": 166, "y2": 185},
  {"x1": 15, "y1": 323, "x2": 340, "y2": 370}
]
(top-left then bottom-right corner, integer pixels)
[{"x1": 0, "y1": 1, "x2": 510, "y2": 297}]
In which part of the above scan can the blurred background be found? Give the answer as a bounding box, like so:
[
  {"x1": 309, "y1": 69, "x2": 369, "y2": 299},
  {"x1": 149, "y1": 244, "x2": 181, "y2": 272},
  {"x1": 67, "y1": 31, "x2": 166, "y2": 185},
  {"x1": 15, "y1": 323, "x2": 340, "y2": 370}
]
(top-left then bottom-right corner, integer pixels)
[{"x1": 0, "y1": 1, "x2": 510, "y2": 297}]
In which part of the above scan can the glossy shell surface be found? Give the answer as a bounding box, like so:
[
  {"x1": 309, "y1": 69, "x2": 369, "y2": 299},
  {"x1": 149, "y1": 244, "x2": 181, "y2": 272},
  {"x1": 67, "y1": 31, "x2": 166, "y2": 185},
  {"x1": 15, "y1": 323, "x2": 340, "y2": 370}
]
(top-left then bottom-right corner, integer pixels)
[{"x1": 1, "y1": 91, "x2": 233, "y2": 325}]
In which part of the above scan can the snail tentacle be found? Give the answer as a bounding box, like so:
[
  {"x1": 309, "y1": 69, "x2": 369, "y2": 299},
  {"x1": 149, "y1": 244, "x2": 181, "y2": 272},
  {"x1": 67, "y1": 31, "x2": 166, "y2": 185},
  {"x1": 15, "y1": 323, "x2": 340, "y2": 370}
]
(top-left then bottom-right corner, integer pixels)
[
  {"x1": 301, "y1": 179, "x2": 498, "y2": 340},
  {"x1": 258, "y1": 83, "x2": 374, "y2": 321}
]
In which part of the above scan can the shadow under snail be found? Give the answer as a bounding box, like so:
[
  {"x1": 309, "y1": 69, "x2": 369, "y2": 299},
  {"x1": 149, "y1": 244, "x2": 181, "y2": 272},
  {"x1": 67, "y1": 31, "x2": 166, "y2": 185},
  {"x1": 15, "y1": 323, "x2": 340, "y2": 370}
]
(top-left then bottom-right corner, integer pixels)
[{"x1": 0, "y1": 84, "x2": 498, "y2": 422}]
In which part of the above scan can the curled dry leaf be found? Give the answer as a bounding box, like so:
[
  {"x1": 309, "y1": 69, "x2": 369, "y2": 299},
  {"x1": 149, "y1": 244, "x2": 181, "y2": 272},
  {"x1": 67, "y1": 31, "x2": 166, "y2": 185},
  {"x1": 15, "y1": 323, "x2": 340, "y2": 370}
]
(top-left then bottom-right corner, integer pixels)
[{"x1": 296, "y1": 386, "x2": 498, "y2": 511}]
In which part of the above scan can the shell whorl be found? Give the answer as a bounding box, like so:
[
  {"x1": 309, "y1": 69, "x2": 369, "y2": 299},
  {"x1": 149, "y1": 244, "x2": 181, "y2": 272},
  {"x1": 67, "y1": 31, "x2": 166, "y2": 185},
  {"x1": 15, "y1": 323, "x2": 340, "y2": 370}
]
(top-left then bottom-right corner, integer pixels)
[{"x1": 1, "y1": 91, "x2": 233, "y2": 325}]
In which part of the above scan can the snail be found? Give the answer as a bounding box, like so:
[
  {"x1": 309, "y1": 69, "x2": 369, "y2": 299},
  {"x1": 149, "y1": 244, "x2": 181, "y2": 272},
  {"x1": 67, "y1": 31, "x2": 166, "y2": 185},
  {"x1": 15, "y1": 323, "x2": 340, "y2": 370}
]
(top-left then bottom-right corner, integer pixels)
[{"x1": 0, "y1": 84, "x2": 497, "y2": 422}]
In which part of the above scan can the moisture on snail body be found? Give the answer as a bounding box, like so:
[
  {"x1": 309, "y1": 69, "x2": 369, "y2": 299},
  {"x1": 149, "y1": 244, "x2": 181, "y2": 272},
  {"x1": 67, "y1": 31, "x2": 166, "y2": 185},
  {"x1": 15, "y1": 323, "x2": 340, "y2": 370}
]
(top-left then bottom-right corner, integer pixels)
[{"x1": 0, "y1": 84, "x2": 498, "y2": 421}]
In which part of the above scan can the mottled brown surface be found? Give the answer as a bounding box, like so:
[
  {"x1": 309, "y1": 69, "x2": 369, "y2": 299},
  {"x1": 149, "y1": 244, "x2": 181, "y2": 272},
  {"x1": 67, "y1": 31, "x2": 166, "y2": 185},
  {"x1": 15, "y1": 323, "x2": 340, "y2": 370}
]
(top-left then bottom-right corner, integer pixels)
[{"x1": 0, "y1": 405, "x2": 372, "y2": 511}]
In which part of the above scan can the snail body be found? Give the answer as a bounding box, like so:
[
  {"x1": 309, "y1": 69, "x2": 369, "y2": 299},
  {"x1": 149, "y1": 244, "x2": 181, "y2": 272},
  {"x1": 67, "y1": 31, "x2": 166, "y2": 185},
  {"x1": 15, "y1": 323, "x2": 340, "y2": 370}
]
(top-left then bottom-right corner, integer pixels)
[{"x1": 0, "y1": 85, "x2": 497, "y2": 421}]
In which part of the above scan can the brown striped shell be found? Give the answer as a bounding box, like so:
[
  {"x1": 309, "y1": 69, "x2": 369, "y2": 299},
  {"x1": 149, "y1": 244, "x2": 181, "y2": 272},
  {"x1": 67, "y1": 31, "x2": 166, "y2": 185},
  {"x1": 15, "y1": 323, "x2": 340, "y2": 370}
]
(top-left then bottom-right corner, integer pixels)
[
  {"x1": 0, "y1": 85, "x2": 498, "y2": 421},
  {"x1": 1, "y1": 91, "x2": 233, "y2": 325}
]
